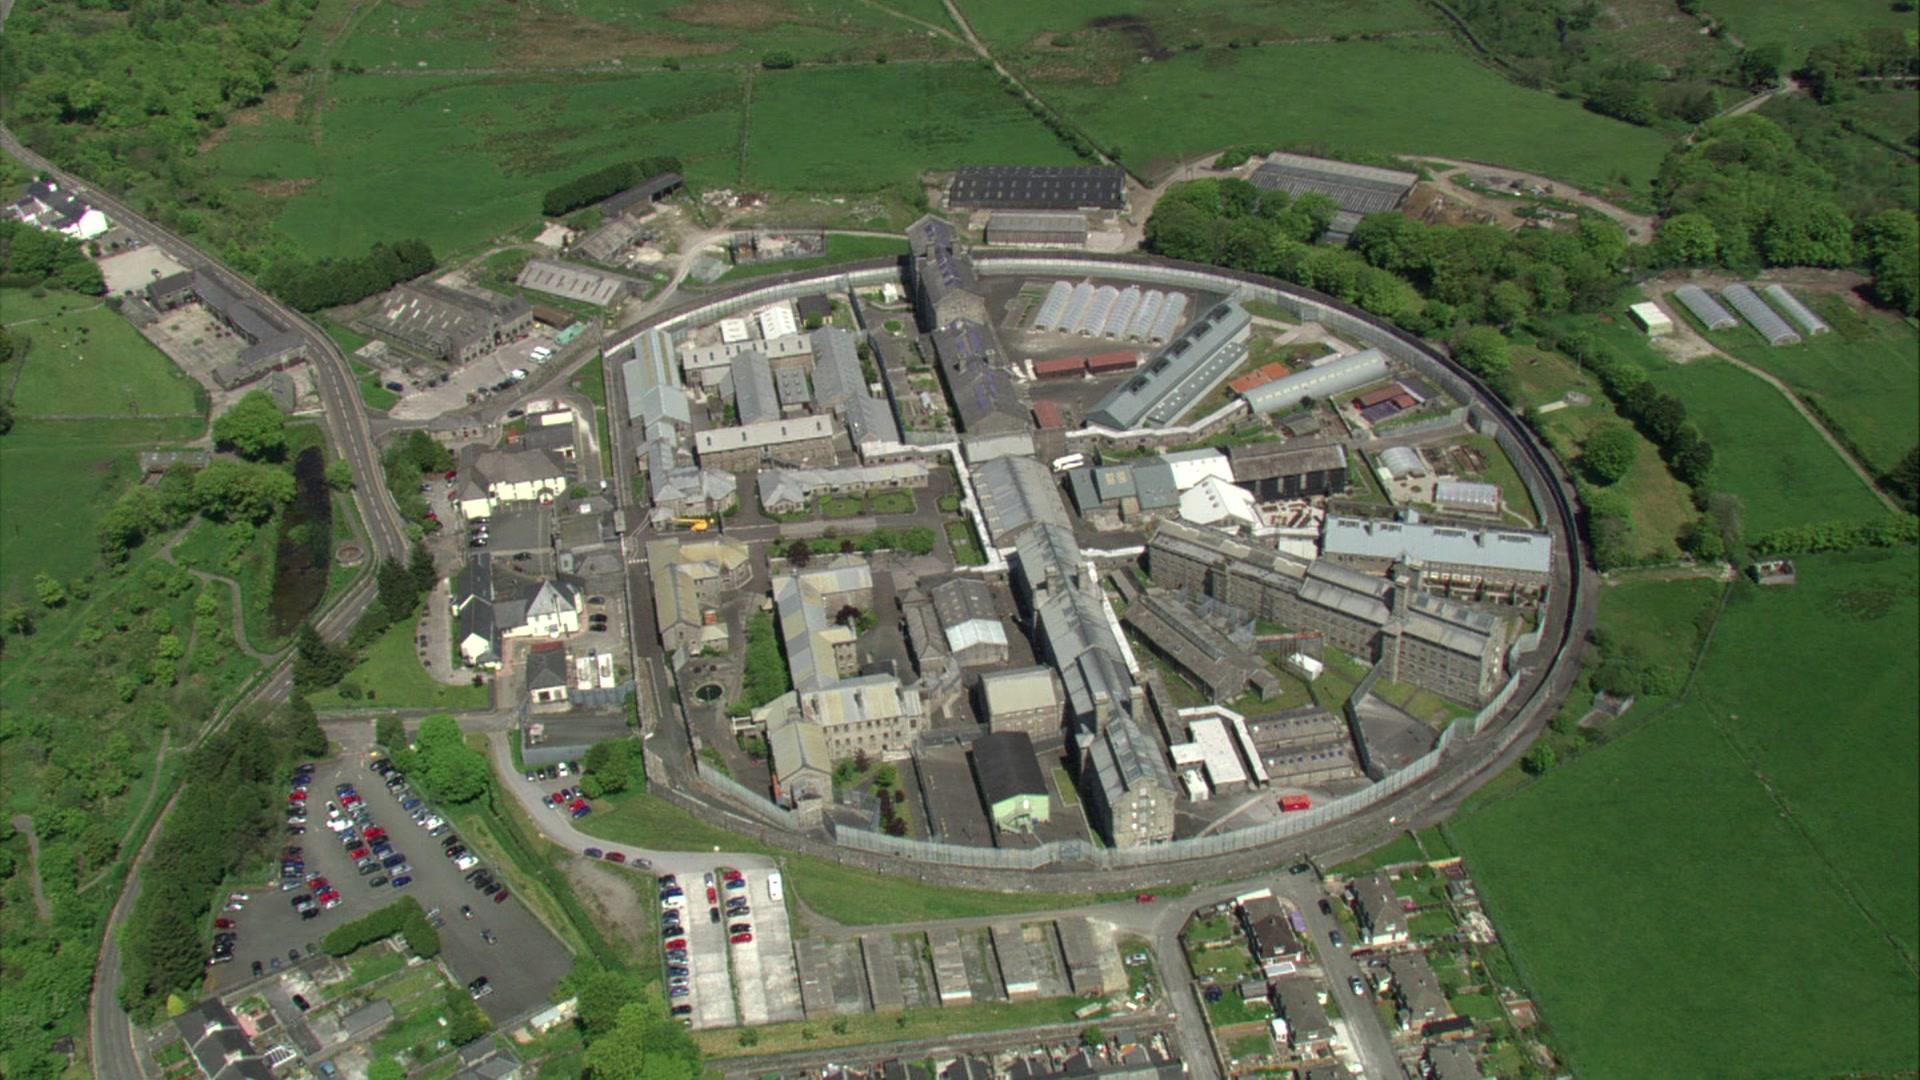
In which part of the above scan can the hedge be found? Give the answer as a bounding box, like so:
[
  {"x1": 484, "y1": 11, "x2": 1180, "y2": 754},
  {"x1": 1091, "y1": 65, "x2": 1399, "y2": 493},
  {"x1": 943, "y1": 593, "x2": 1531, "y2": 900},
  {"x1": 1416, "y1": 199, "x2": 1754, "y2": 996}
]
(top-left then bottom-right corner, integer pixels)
[
  {"x1": 1748, "y1": 515, "x2": 1919, "y2": 556},
  {"x1": 321, "y1": 897, "x2": 441, "y2": 958}
]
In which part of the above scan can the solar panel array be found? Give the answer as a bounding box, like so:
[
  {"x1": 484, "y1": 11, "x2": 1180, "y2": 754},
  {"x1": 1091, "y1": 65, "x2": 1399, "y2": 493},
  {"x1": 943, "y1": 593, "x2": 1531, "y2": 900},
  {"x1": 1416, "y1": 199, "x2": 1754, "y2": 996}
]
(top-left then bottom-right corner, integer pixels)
[
  {"x1": 1030, "y1": 282, "x2": 1188, "y2": 341},
  {"x1": 1672, "y1": 285, "x2": 1737, "y2": 331},
  {"x1": 1762, "y1": 284, "x2": 1830, "y2": 336},
  {"x1": 1721, "y1": 284, "x2": 1801, "y2": 346}
]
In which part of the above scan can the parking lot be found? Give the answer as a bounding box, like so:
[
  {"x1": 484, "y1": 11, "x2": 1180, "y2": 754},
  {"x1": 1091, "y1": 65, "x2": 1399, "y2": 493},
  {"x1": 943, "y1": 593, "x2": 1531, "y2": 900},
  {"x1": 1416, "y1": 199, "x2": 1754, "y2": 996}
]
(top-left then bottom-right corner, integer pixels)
[
  {"x1": 208, "y1": 754, "x2": 570, "y2": 1022},
  {"x1": 389, "y1": 327, "x2": 564, "y2": 421}
]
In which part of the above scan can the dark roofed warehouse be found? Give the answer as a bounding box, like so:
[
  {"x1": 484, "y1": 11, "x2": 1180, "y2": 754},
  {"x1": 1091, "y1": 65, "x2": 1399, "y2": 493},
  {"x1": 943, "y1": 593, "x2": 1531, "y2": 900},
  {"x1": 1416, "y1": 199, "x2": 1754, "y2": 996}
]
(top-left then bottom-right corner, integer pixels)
[{"x1": 948, "y1": 165, "x2": 1126, "y2": 211}]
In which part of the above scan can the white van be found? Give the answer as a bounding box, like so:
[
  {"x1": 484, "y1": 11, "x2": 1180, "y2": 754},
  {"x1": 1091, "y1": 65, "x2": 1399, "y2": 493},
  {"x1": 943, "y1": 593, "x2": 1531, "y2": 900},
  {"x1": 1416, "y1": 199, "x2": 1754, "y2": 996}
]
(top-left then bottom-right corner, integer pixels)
[{"x1": 767, "y1": 871, "x2": 784, "y2": 904}]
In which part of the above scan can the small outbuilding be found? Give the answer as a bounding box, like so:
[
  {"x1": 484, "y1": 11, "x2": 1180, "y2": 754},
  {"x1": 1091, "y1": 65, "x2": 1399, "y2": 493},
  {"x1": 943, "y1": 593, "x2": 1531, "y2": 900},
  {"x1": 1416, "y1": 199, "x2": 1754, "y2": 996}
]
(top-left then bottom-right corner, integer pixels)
[{"x1": 1628, "y1": 301, "x2": 1673, "y2": 336}]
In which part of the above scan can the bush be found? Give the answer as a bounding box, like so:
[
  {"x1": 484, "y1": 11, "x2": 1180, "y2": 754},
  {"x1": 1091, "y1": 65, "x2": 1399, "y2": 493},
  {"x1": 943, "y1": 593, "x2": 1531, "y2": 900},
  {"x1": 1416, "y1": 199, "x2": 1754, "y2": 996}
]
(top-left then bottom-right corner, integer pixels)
[
  {"x1": 321, "y1": 897, "x2": 440, "y2": 958},
  {"x1": 262, "y1": 239, "x2": 435, "y2": 312},
  {"x1": 540, "y1": 156, "x2": 683, "y2": 218}
]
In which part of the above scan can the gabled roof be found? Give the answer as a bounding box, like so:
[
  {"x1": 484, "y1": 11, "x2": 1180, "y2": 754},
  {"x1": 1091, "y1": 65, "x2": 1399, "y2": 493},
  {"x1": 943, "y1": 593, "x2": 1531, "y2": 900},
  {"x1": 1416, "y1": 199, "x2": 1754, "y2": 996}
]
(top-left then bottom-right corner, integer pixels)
[
  {"x1": 526, "y1": 644, "x2": 570, "y2": 690},
  {"x1": 972, "y1": 730, "x2": 1048, "y2": 805}
]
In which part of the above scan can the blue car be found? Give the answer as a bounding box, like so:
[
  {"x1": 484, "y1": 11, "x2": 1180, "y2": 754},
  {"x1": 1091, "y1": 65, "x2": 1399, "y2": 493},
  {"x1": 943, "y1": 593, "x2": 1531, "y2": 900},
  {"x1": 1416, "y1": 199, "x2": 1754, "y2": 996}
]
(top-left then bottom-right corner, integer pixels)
[
  {"x1": 571, "y1": 805, "x2": 591, "y2": 819},
  {"x1": 371, "y1": 842, "x2": 393, "y2": 857},
  {"x1": 668, "y1": 986, "x2": 689, "y2": 998},
  {"x1": 401, "y1": 798, "x2": 423, "y2": 811},
  {"x1": 391, "y1": 875, "x2": 413, "y2": 889},
  {"x1": 583, "y1": 848, "x2": 603, "y2": 859}
]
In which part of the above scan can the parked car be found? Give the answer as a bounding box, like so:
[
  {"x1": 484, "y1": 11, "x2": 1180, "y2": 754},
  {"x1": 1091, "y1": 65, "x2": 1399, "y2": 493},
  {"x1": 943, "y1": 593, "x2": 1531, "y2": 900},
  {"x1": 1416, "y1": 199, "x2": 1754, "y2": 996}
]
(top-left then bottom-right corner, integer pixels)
[
  {"x1": 729, "y1": 932, "x2": 753, "y2": 945},
  {"x1": 1349, "y1": 976, "x2": 1367, "y2": 997},
  {"x1": 493, "y1": 888, "x2": 510, "y2": 904},
  {"x1": 392, "y1": 875, "x2": 413, "y2": 889},
  {"x1": 606, "y1": 852, "x2": 627, "y2": 864},
  {"x1": 583, "y1": 848, "x2": 603, "y2": 859},
  {"x1": 468, "y1": 977, "x2": 493, "y2": 1000}
]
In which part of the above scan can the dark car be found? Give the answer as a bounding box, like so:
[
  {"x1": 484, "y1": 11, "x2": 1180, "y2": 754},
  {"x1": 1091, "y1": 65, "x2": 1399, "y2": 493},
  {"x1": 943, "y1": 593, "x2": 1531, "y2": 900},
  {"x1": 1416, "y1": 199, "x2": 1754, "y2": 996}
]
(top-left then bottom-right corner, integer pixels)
[
  {"x1": 709, "y1": 907, "x2": 720, "y2": 923},
  {"x1": 583, "y1": 848, "x2": 603, "y2": 859},
  {"x1": 292, "y1": 994, "x2": 311, "y2": 1012},
  {"x1": 1318, "y1": 898, "x2": 1333, "y2": 915}
]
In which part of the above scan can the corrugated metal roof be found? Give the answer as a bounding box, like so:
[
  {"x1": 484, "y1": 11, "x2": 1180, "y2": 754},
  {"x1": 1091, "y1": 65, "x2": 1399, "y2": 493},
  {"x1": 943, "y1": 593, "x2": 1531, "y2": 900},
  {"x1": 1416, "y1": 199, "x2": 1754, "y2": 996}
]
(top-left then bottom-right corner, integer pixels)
[{"x1": 1321, "y1": 515, "x2": 1551, "y2": 575}]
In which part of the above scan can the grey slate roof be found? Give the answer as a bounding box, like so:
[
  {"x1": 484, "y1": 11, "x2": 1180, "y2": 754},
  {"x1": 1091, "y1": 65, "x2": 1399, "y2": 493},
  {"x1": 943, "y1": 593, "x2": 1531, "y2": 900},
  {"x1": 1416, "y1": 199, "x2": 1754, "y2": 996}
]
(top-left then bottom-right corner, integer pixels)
[
  {"x1": 1321, "y1": 515, "x2": 1552, "y2": 575},
  {"x1": 1088, "y1": 300, "x2": 1251, "y2": 429},
  {"x1": 948, "y1": 165, "x2": 1126, "y2": 210},
  {"x1": 622, "y1": 328, "x2": 692, "y2": 430},
  {"x1": 809, "y1": 327, "x2": 866, "y2": 410},
  {"x1": 973, "y1": 455, "x2": 1072, "y2": 542},
  {"x1": 972, "y1": 730, "x2": 1048, "y2": 805},
  {"x1": 1249, "y1": 152, "x2": 1417, "y2": 215},
  {"x1": 729, "y1": 351, "x2": 780, "y2": 424},
  {"x1": 526, "y1": 645, "x2": 570, "y2": 691},
  {"x1": 931, "y1": 320, "x2": 1027, "y2": 435}
]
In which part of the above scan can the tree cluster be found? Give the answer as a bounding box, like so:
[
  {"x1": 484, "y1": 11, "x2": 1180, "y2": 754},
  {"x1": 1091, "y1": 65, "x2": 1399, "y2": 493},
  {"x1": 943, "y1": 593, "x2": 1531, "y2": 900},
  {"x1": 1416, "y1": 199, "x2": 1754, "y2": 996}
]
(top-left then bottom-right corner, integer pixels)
[
  {"x1": 1550, "y1": 330, "x2": 1716, "y2": 487},
  {"x1": 1350, "y1": 210, "x2": 1628, "y2": 327},
  {"x1": 382, "y1": 430, "x2": 456, "y2": 524},
  {"x1": 321, "y1": 896, "x2": 441, "y2": 958},
  {"x1": 581, "y1": 738, "x2": 642, "y2": 798},
  {"x1": 118, "y1": 708, "x2": 316, "y2": 1016},
  {"x1": 1654, "y1": 116, "x2": 1856, "y2": 269},
  {"x1": 387, "y1": 714, "x2": 489, "y2": 805},
  {"x1": 211, "y1": 390, "x2": 289, "y2": 461},
  {"x1": 1797, "y1": 29, "x2": 1920, "y2": 105},
  {"x1": 1857, "y1": 210, "x2": 1919, "y2": 317},
  {"x1": 261, "y1": 238, "x2": 435, "y2": 312},
  {"x1": 1747, "y1": 515, "x2": 1919, "y2": 557},
  {"x1": 541, "y1": 157, "x2": 683, "y2": 218},
  {"x1": 97, "y1": 459, "x2": 295, "y2": 561},
  {"x1": 0, "y1": 219, "x2": 106, "y2": 293},
  {"x1": 351, "y1": 543, "x2": 437, "y2": 648}
]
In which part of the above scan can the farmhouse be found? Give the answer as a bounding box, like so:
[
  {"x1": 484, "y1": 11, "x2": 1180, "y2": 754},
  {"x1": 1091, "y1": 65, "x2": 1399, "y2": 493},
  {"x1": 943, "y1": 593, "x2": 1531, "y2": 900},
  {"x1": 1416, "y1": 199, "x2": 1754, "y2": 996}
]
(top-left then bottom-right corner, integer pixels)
[
  {"x1": 693, "y1": 415, "x2": 836, "y2": 472},
  {"x1": 363, "y1": 281, "x2": 532, "y2": 363},
  {"x1": 9, "y1": 179, "x2": 109, "y2": 240},
  {"x1": 947, "y1": 165, "x2": 1127, "y2": 211},
  {"x1": 984, "y1": 211, "x2": 1090, "y2": 247},
  {"x1": 146, "y1": 270, "x2": 309, "y2": 389},
  {"x1": 1087, "y1": 300, "x2": 1252, "y2": 430},
  {"x1": 458, "y1": 449, "x2": 568, "y2": 517},
  {"x1": 971, "y1": 730, "x2": 1051, "y2": 833}
]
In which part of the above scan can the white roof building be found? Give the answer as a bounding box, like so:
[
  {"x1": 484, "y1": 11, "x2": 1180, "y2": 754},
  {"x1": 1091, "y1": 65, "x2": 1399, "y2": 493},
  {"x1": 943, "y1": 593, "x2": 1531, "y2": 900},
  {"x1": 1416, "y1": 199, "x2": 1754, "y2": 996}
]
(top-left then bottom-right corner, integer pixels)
[
  {"x1": 1433, "y1": 479, "x2": 1502, "y2": 514},
  {"x1": 719, "y1": 317, "x2": 751, "y2": 344},
  {"x1": 1160, "y1": 447, "x2": 1235, "y2": 490},
  {"x1": 1179, "y1": 475, "x2": 1261, "y2": 529},
  {"x1": 756, "y1": 302, "x2": 799, "y2": 340},
  {"x1": 1628, "y1": 301, "x2": 1673, "y2": 336}
]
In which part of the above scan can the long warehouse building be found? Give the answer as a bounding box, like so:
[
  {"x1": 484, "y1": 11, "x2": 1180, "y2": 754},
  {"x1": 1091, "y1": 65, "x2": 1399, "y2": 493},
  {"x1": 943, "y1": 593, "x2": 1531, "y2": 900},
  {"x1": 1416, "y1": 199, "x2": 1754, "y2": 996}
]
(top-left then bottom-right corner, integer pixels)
[
  {"x1": 1239, "y1": 348, "x2": 1391, "y2": 415},
  {"x1": 1086, "y1": 300, "x2": 1251, "y2": 430}
]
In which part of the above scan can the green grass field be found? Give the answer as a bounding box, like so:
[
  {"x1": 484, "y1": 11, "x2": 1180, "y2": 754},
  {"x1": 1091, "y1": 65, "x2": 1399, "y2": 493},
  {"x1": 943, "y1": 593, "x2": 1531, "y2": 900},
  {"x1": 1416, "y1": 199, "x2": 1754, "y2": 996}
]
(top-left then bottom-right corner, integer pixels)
[
  {"x1": 2, "y1": 290, "x2": 203, "y2": 419},
  {"x1": 1454, "y1": 551, "x2": 1920, "y2": 1080},
  {"x1": 309, "y1": 616, "x2": 491, "y2": 710},
  {"x1": 1708, "y1": 0, "x2": 1919, "y2": 66},
  {"x1": 1026, "y1": 38, "x2": 1675, "y2": 189},
  {"x1": 1719, "y1": 293, "x2": 1919, "y2": 478},
  {"x1": 743, "y1": 64, "x2": 1080, "y2": 191},
  {"x1": 1571, "y1": 313, "x2": 1891, "y2": 533},
  {"x1": 208, "y1": 72, "x2": 748, "y2": 258},
  {"x1": 1504, "y1": 346, "x2": 1694, "y2": 560},
  {"x1": 961, "y1": 0, "x2": 1437, "y2": 55}
]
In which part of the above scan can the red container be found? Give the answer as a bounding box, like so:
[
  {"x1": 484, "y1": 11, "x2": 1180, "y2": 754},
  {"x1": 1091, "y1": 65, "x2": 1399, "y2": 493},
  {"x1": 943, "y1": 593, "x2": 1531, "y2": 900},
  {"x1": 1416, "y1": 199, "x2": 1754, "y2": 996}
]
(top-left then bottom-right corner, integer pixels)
[
  {"x1": 1084, "y1": 351, "x2": 1139, "y2": 374},
  {"x1": 1280, "y1": 794, "x2": 1312, "y2": 812},
  {"x1": 1032, "y1": 356, "x2": 1088, "y2": 379}
]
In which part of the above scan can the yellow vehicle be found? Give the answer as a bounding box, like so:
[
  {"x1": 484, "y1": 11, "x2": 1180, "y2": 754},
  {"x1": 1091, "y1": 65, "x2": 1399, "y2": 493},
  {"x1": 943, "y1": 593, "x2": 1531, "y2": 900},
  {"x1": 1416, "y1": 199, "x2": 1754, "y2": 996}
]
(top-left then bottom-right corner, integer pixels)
[{"x1": 673, "y1": 517, "x2": 712, "y2": 532}]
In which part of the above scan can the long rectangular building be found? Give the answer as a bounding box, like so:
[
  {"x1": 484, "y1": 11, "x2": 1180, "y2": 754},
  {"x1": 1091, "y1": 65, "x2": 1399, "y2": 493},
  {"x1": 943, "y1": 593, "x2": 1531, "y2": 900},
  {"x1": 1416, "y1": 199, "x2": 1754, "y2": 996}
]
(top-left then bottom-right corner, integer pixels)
[
  {"x1": 1228, "y1": 439, "x2": 1350, "y2": 500},
  {"x1": 1240, "y1": 348, "x2": 1390, "y2": 415},
  {"x1": 1320, "y1": 514, "x2": 1552, "y2": 603},
  {"x1": 948, "y1": 165, "x2": 1126, "y2": 211},
  {"x1": 693, "y1": 415, "x2": 835, "y2": 472},
  {"x1": 1087, "y1": 300, "x2": 1252, "y2": 430}
]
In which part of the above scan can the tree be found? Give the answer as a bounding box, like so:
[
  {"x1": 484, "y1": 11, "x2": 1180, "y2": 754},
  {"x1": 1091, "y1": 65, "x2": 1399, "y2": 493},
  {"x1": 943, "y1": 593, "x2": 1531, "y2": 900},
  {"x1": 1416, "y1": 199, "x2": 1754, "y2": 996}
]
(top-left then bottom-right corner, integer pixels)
[
  {"x1": 3, "y1": 605, "x2": 33, "y2": 635},
  {"x1": 1737, "y1": 43, "x2": 1784, "y2": 89},
  {"x1": 1452, "y1": 326, "x2": 1511, "y2": 380},
  {"x1": 285, "y1": 695, "x2": 328, "y2": 757},
  {"x1": 784, "y1": 540, "x2": 812, "y2": 568},
  {"x1": 326, "y1": 458, "x2": 355, "y2": 491},
  {"x1": 34, "y1": 572, "x2": 67, "y2": 608},
  {"x1": 1888, "y1": 446, "x2": 1920, "y2": 511},
  {"x1": 584, "y1": 740, "x2": 633, "y2": 796},
  {"x1": 1859, "y1": 210, "x2": 1920, "y2": 316},
  {"x1": 1760, "y1": 200, "x2": 1853, "y2": 267},
  {"x1": 1522, "y1": 744, "x2": 1557, "y2": 776},
  {"x1": 584, "y1": 997, "x2": 702, "y2": 1080},
  {"x1": 1081, "y1": 1026, "x2": 1108, "y2": 1047},
  {"x1": 1486, "y1": 281, "x2": 1531, "y2": 328},
  {"x1": 760, "y1": 50, "x2": 796, "y2": 69},
  {"x1": 212, "y1": 391, "x2": 289, "y2": 461},
  {"x1": 1655, "y1": 213, "x2": 1718, "y2": 266},
  {"x1": 575, "y1": 970, "x2": 646, "y2": 1038},
  {"x1": 376, "y1": 714, "x2": 408, "y2": 751},
  {"x1": 1580, "y1": 422, "x2": 1638, "y2": 485},
  {"x1": 408, "y1": 542, "x2": 438, "y2": 595},
  {"x1": 192, "y1": 459, "x2": 295, "y2": 524},
  {"x1": 412, "y1": 714, "x2": 489, "y2": 803},
  {"x1": 834, "y1": 603, "x2": 861, "y2": 628},
  {"x1": 294, "y1": 623, "x2": 352, "y2": 689}
]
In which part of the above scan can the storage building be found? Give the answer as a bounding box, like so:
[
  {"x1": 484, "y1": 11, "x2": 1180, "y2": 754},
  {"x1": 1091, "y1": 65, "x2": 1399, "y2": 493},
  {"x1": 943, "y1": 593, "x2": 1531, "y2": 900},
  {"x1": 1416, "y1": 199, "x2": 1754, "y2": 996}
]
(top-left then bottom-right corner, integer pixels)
[
  {"x1": 1433, "y1": 479, "x2": 1501, "y2": 515},
  {"x1": 1240, "y1": 348, "x2": 1391, "y2": 415},
  {"x1": 1249, "y1": 152, "x2": 1418, "y2": 244},
  {"x1": 984, "y1": 211, "x2": 1090, "y2": 247},
  {"x1": 947, "y1": 165, "x2": 1126, "y2": 211},
  {"x1": 1087, "y1": 300, "x2": 1252, "y2": 429},
  {"x1": 1627, "y1": 301, "x2": 1673, "y2": 335}
]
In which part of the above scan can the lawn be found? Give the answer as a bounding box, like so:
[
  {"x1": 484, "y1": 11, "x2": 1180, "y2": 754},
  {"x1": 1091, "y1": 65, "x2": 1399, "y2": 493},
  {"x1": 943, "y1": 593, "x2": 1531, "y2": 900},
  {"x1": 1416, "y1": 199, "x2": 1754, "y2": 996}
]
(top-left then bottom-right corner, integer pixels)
[
  {"x1": 352, "y1": 360, "x2": 400, "y2": 412},
  {"x1": 1024, "y1": 38, "x2": 1676, "y2": 190},
  {"x1": 1, "y1": 289, "x2": 204, "y2": 419},
  {"x1": 169, "y1": 514, "x2": 283, "y2": 652},
  {"x1": 962, "y1": 0, "x2": 1437, "y2": 54},
  {"x1": 1453, "y1": 550, "x2": 1920, "y2": 1080},
  {"x1": 946, "y1": 519, "x2": 987, "y2": 565},
  {"x1": 743, "y1": 64, "x2": 1078, "y2": 192},
  {"x1": 708, "y1": 234, "x2": 911, "y2": 284},
  {"x1": 1503, "y1": 345, "x2": 1693, "y2": 561},
  {"x1": 1718, "y1": 294, "x2": 1919, "y2": 479},
  {"x1": 208, "y1": 72, "x2": 747, "y2": 259},
  {"x1": 1454, "y1": 434, "x2": 1538, "y2": 526},
  {"x1": 1568, "y1": 313, "x2": 1892, "y2": 534},
  {"x1": 308, "y1": 616, "x2": 492, "y2": 710},
  {"x1": 1706, "y1": 0, "x2": 1919, "y2": 65}
]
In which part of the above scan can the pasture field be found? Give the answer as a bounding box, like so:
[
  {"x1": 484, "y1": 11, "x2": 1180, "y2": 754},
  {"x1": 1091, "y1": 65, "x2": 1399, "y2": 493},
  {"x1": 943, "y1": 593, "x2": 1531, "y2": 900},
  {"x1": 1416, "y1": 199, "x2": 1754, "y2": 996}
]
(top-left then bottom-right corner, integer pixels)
[
  {"x1": 332, "y1": 0, "x2": 966, "y2": 72},
  {"x1": 743, "y1": 64, "x2": 1079, "y2": 191},
  {"x1": 1708, "y1": 0, "x2": 1919, "y2": 65},
  {"x1": 1023, "y1": 39, "x2": 1675, "y2": 189},
  {"x1": 207, "y1": 73, "x2": 748, "y2": 259},
  {"x1": 1569, "y1": 313, "x2": 1890, "y2": 533},
  {"x1": 1, "y1": 289, "x2": 203, "y2": 419},
  {"x1": 958, "y1": 0, "x2": 1438, "y2": 55},
  {"x1": 1721, "y1": 294, "x2": 1919, "y2": 479},
  {"x1": 1503, "y1": 346, "x2": 1693, "y2": 560},
  {"x1": 1453, "y1": 551, "x2": 1920, "y2": 1080}
]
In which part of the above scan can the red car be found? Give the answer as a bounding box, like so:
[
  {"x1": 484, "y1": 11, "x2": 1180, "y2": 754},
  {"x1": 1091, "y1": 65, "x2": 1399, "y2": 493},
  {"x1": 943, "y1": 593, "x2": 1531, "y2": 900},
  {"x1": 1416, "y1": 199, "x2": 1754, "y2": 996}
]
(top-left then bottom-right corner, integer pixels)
[
  {"x1": 705, "y1": 886, "x2": 718, "y2": 904},
  {"x1": 341, "y1": 794, "x2": 362, "y2": 808},
  {"x1": 317, "y1": 889, "x2": 340, "y2": 903},
  {"x1": 1135, "y1": 893, "x2": 1155, "y2": 904},
  {"x1": 364, "y1": 827, "x2": 387, "y2": 842},
  {"x1": 606, "y1": 852, "x2": 627, "y2": 864},
  {"x1": 444, "y1": 470, "x2": 458, "y2": 481},
  {"x1": 665, "y1": 938, "x2": 687, "y2": 951},
  {"x1": 214, "y1": 918, "x2": 236, "y2": 929},
  {"x1": 570, "y1": 798, "x2": 588, "y2": 813},
  {"x1": 730, "y1": 932, "x2": 754, "y2": 944},
  {"x1": 308, "y1": 876, "x2": 331, "y2": 891},
  {"x1": 288, "y1": 789, "x2": 308, "y2": 802},
  {"x1": 349, "y1": 846, "x2": 371, "y2": 861},
  {"x1": 494, "y1": 888, "x2": 511, "y2": 903},
  {"x1": 722, "y1": 869, "x2": 743, "y2": 882}
]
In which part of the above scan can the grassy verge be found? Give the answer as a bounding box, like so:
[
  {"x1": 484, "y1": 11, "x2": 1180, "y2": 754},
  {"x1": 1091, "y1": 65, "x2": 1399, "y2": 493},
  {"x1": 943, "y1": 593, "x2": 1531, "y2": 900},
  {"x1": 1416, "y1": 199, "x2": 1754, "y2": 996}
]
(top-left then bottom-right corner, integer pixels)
[
  {"x1": 309, "y1": 615, "x2": 491, "y2": 710},
  {"x1": 698, "y1": 996, "x2": 1095, "y2": 1058},
  {"x1": 709, "y1": 235, "x2": 909, "y2": 283}
]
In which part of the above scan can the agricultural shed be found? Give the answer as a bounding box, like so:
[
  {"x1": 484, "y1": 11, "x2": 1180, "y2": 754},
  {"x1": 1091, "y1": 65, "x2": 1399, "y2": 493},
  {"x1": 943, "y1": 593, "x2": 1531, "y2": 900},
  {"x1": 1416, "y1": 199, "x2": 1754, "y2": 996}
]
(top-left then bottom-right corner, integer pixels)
[
  {"x1": 1671, "y1": 285, "x2": 1737, "y2": 331},
  {"x1": 1721, "y1": 284, "x2": 1801, "y2": 346},
  {"x1": 1762, "y1": 284, "x2": 1829, "y2": 336}
]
